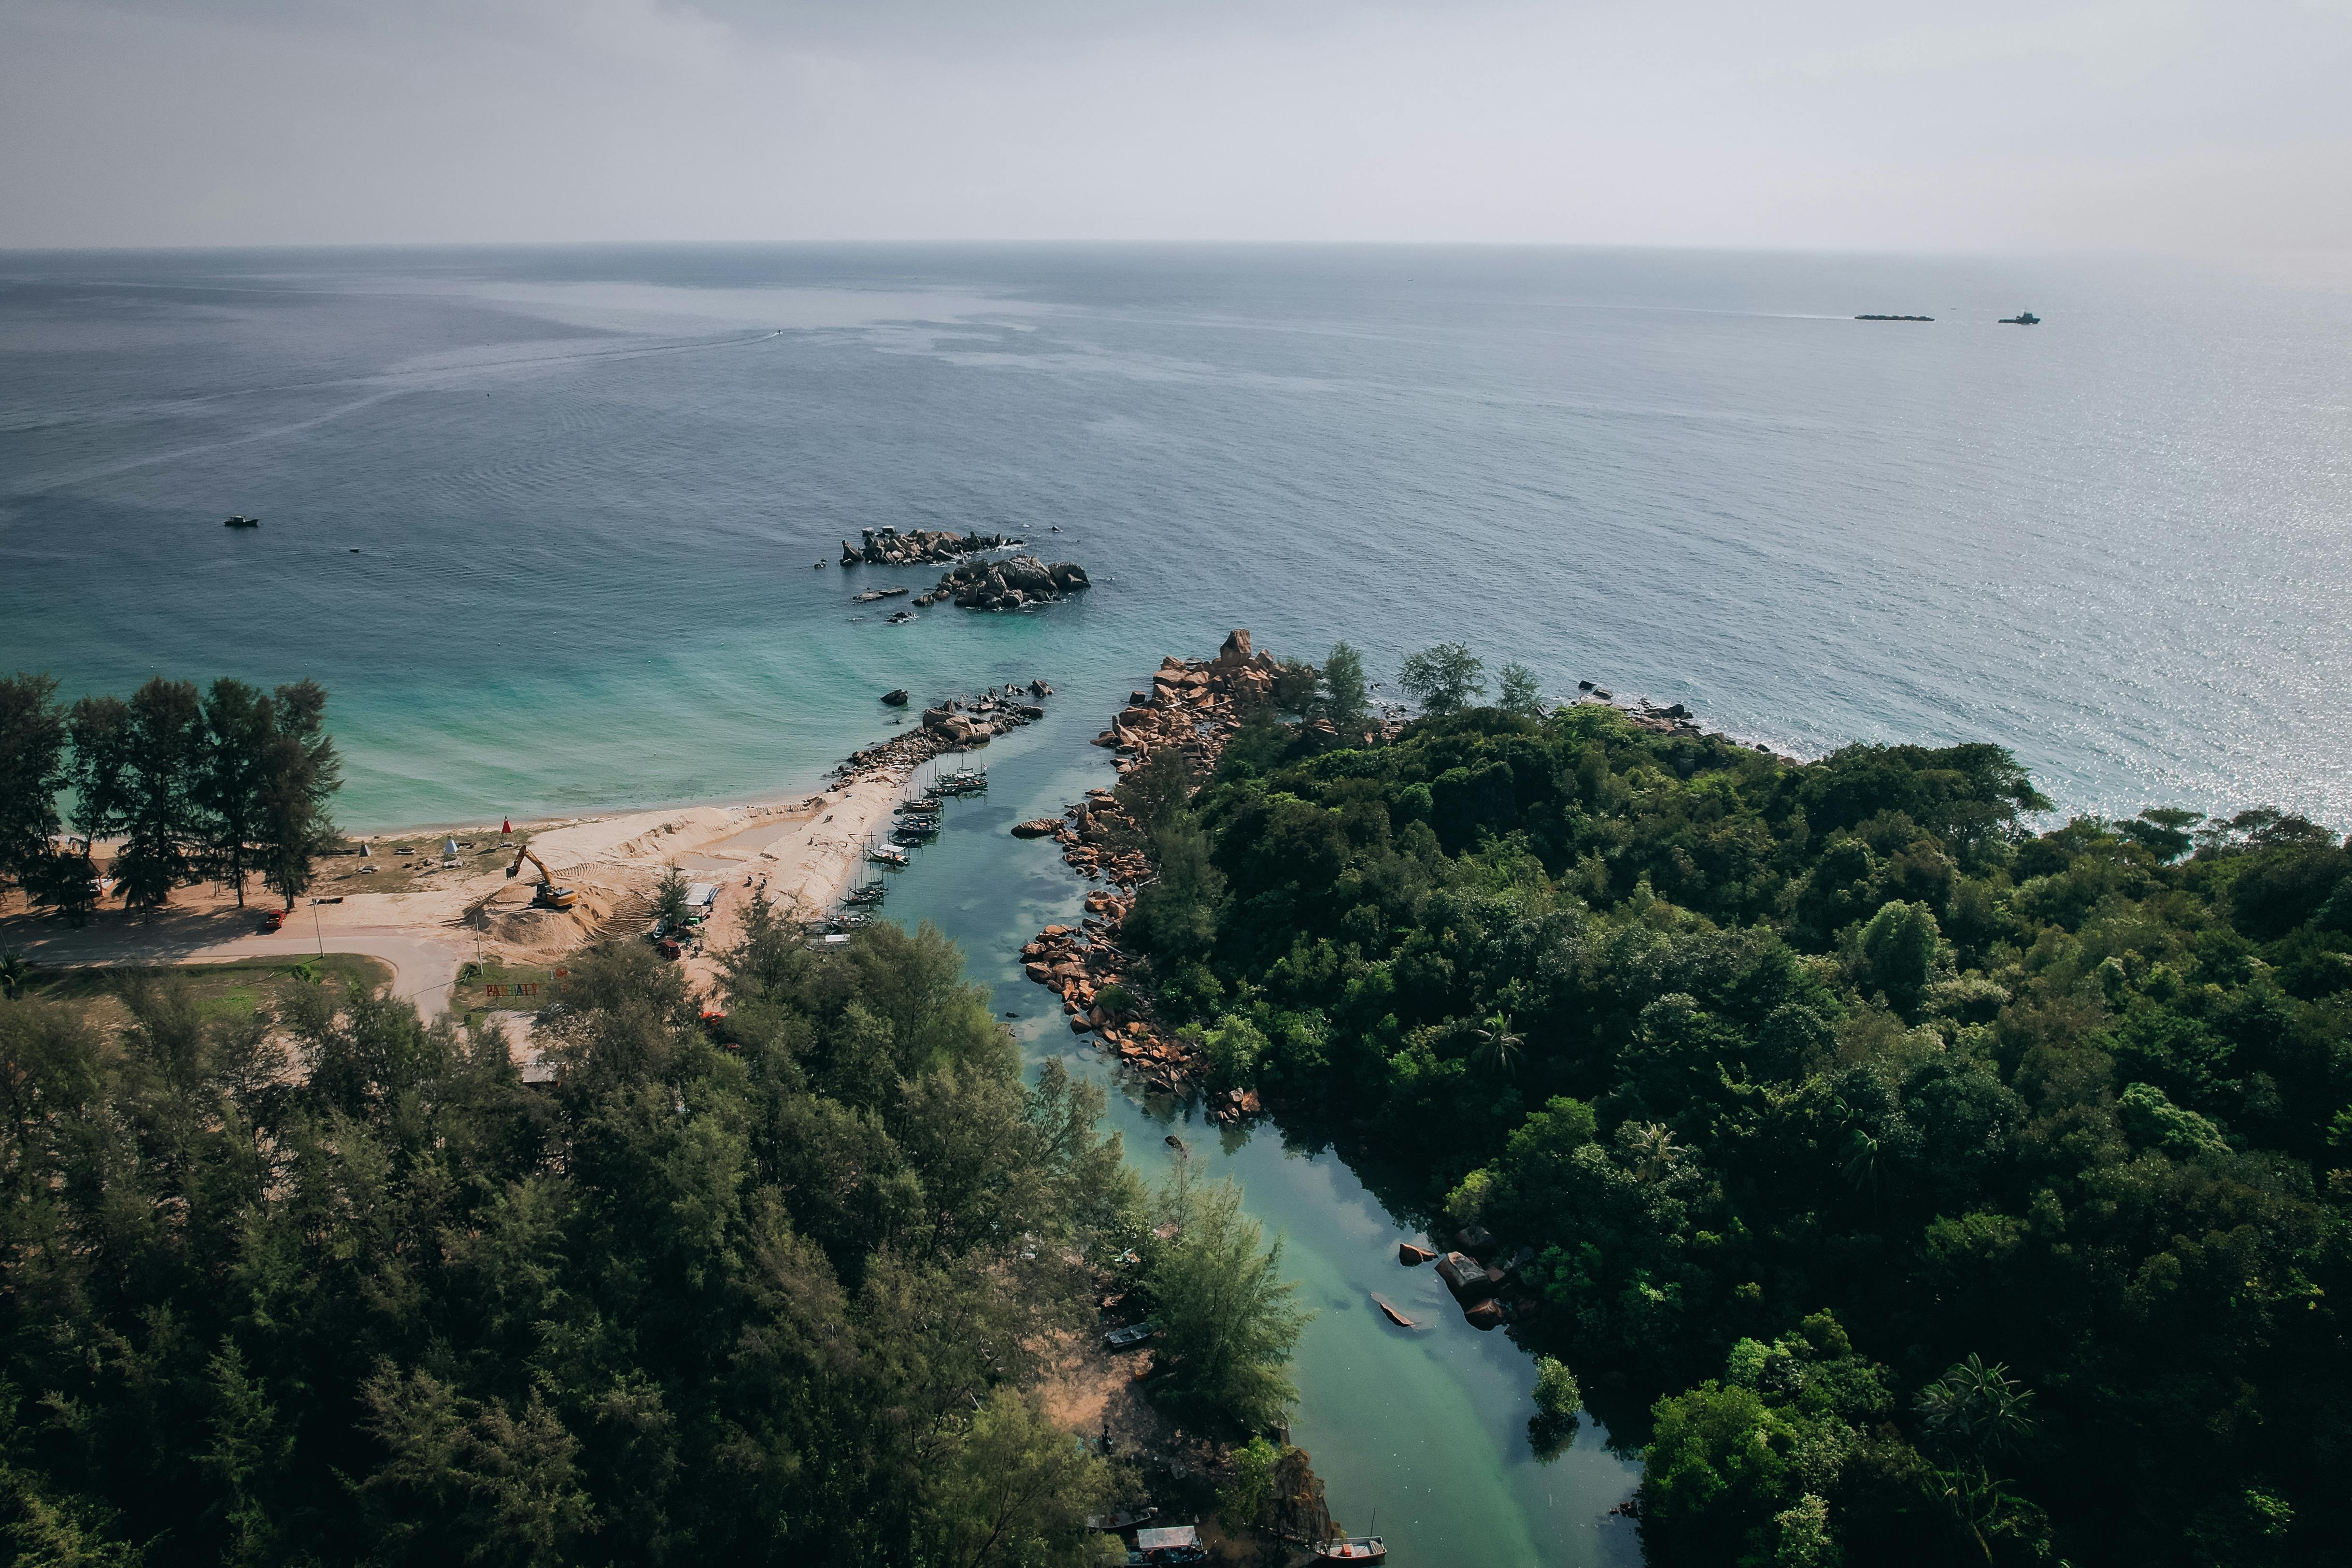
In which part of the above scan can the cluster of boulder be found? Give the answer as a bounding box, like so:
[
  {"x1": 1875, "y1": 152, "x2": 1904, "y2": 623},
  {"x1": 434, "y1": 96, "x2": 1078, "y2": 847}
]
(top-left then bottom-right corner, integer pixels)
[
  {"x1": 827, "y1": 681, "x2": 1049, "y2": 786},
  {"x1": 917, "y1": 681, "x2": 1049, "y2": 744},
  {"x1": 1020, "y1": 918, "x2": 1212, "y2": 1098},
  {"x1": 1040, "y1": 788, "x2": 1156, "y2": 887},
  {"x1": 840, "y1": 526, "x2": 1018, "y2": 568},
  {"x1": 913, "y1": 553, "x2": 1091, "y2": 612},
  {"x1": 1091, "y1": 629, "x2": 1274, "y2": 767},
  {"x1": 1399, "y1": 1226, "x2": 1539, "y2": 1331},
  {"x1": 1008, "y1": 633, "x2": 1290, "y2": 1119},
  {"x1": 1576, "y1": 681, "x2": 1790, "y2": 759}
]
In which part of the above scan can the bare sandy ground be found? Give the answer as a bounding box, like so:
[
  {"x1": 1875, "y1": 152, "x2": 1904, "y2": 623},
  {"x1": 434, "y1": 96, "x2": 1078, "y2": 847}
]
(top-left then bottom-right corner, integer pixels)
[{"x1": 2, "y1": 747, "x2": 940, "y2": 1022}]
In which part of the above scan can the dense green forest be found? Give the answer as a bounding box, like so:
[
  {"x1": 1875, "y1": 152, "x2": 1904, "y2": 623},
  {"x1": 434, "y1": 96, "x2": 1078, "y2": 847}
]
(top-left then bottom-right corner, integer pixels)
[
  {"x1": 0, "y1": 914, "x2": 1150, "y2": 1566},
  {"x1": 1116, "y1": 646, "x2": 2352, "y2": 1566}
]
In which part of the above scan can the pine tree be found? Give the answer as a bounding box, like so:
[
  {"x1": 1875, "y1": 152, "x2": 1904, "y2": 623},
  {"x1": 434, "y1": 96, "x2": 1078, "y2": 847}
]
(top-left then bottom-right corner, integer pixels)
[
  {"x1": 199, "y1": 679, "x2": 273, "y2": 908},
  {"x1": 0, "y1": 673, "x2": 67, "y2": 907},
  {"x1": 256, "y1": 681, "x2": 341, "y2": 912},
  {"x1": 115, "y1": 678, "x2": 205, "y2": 912}
]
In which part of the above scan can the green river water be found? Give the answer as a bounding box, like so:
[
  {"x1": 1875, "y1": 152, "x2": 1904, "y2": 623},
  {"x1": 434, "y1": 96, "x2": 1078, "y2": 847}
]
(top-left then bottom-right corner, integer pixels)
[{"x1": 880, "y1": 681, "x2": 1643, "y2": 1567}]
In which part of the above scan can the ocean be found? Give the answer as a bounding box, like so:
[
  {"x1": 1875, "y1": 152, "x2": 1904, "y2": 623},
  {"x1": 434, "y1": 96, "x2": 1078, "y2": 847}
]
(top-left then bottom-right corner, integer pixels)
[
  {"x1": 5, "y1": 244, "x2": 2348, "y2": 833},
  {"x1": 5, "y1": 243, "x2": 2350, "y2": 1564}
]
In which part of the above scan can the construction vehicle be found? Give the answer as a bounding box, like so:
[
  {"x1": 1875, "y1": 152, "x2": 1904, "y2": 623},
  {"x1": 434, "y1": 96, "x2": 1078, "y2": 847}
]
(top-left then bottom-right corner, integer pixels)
[{"x1": 505, "y1": 845, "x2": 581, "y2": 910}]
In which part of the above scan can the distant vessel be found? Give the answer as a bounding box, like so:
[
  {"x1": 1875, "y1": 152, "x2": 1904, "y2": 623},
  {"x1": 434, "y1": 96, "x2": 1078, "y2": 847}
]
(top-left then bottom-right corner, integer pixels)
[
  {"x1": 222, "y1": 515, "x2": 259, "y2": 527},
  {"x1": 1855, "y1": 314, "x2": 1933, "y2": 322},
  {"x1": 2000, "y1": 311, "x2": 2041, "y2": 325}
]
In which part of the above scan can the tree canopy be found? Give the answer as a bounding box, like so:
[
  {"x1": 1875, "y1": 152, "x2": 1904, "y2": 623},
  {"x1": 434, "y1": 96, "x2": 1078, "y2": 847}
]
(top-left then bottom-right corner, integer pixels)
[
  {"x1": 0, "y1": 915, "x2": 1133, "y2": 1565},
  {"x1": 1113, "y1": 691, "x2": 2352, "y2": 1566}
]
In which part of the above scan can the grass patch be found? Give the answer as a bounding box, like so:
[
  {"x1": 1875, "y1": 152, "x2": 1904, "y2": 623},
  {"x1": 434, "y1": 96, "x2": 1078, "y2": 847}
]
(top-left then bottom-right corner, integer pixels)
[
  {"x1": 19, "y1": 954, "x2": 397, "y2": 1032},
  {"x1": 306, "y1": 831, "x2": 525, "y2": 897}
]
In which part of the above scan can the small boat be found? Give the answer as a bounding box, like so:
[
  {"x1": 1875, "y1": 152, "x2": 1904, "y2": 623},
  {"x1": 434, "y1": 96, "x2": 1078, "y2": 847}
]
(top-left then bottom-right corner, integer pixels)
[
  {"x1": 1102, "y1": 1320, "x2": 1157, "y2": 1349},
  {"x1": 896, "y1": 797, "x2": 941, "y2": 814},
  {"x1": 222, "y1": 515, "x2": 259, "y2": 528},
  {"x1": 1370, "y1": 1292, "x2": 1415, "y2": 1328},
  {"x1": 843, "y1": 884, "x2": 884, "y2": 906},
  {"x1": 1086, "y1": 1506, "x2": 1159, "y2": 1532},
  {"x1": 868, "y1": 843, "x2": 910, "y2": 867},
  {"x1": 1311, "y1": 1537, "x2": 1386, "y2": 1562},
  {"x1": 2000, "y1": 311, "x2": 2041, "y2": 325}
]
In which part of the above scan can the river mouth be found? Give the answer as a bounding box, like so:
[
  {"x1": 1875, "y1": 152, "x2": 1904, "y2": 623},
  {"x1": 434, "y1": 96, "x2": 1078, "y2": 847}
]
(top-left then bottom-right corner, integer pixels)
[{"x1": 884, "y1": 695, "x2": 1643, "y2": 1567}]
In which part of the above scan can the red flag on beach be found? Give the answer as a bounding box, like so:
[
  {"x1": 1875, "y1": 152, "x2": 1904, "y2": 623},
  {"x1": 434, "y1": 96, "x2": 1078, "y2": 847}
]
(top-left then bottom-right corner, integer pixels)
[{"x1": 502, "y1": 819, "x2": 512, "y2": 834}]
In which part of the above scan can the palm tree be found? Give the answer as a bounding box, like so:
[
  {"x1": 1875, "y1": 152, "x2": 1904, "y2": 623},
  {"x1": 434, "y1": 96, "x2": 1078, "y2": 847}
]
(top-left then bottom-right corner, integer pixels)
[
  {"x1": 1622, "y1": 1121, "x2": 1684, "y2": 1184},
  {"x1": 1916, "y1": 1354, "x2": 2036, "y2": 1457},
  {"x1": 1469, "y1": 1011, "x2": 1523, "y2": 1078},
  {"x1": 0, "y1": 950, "x2": 31, "y2": 999},
  {"x1": 1916, "y1": 1354, "x2": 2041, "y2": 1563}
]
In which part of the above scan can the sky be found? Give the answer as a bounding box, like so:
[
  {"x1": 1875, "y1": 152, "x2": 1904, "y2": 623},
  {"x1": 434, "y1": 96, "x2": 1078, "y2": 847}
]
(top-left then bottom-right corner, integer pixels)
[{"x1": 1, "y1": 0, "x2": 2348, "y2": 253}]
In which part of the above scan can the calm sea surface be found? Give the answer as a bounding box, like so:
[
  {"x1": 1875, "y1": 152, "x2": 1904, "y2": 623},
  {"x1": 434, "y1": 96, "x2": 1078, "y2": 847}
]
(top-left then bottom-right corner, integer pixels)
[{"x1": 5, "y1": 244, "x2": 2350, "y2": 1564}]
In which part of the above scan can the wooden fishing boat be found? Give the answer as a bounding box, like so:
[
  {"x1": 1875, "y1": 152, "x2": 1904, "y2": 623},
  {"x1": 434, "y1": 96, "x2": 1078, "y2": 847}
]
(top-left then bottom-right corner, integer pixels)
[{"x1": 1311, "y1": 1536, "x2": 1385, "y2": 1562}]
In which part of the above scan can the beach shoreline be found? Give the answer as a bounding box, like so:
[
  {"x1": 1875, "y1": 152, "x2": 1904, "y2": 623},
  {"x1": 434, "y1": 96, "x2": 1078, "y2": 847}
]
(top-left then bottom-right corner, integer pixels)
[{"x1": 0, "y1": 710, "x2": 1016, "y2": 1014}]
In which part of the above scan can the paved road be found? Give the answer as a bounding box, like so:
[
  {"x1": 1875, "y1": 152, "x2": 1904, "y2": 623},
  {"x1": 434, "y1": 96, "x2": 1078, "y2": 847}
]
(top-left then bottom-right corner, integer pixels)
[{"x1": 7, "y1": 917, "x2": 468, "y2": 1019}]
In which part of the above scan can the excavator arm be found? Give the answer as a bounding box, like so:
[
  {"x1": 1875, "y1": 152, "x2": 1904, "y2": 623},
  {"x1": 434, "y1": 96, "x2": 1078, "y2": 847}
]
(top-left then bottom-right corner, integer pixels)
[
  {"x1": 506, "y1": 845, "x2": 555, "y2": 884},
  {"x1": 505, "y1": 845, "x2": 580, "y2": 910}
]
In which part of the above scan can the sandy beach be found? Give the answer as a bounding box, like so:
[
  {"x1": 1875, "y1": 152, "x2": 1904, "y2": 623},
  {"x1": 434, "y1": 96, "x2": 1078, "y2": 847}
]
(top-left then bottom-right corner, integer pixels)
[{"x1": 1, "y1": 723, "x2": 970, "y2": 1018}]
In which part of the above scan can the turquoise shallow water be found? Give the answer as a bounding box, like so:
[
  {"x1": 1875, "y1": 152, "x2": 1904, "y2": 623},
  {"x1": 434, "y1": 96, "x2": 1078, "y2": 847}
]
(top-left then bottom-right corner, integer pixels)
[{"x1": 6, "y1": 244, "x2": 2352, "y2": 1563}]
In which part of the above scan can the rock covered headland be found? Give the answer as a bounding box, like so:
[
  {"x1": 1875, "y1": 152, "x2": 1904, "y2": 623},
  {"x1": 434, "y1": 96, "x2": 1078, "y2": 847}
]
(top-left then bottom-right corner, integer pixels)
[{"x1": 1014, "y1": 630, "x2": 1279, "y2": 1119}]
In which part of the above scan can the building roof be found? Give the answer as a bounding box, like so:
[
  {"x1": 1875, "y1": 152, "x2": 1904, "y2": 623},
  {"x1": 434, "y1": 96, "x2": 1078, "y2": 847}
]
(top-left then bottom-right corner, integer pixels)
[{"x1": 1135, "y1": 1525, "x2": 1199, "y2": 1549}]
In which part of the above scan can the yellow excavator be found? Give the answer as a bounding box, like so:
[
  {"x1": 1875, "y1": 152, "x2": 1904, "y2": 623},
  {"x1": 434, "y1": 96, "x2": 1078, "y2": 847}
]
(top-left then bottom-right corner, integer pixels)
[{"x1": 505, "y1": 845, "x2": 580, "y2": 911}]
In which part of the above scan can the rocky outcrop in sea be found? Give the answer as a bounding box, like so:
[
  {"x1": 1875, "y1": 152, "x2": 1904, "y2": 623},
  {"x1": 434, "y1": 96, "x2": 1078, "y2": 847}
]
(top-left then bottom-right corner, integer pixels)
[
  {"x1": 839, "y1": 526, "x2": 1019, "y2": 567},
  {"x1": 914, "y1": 553, "x2": 1091, "y2": 612}
]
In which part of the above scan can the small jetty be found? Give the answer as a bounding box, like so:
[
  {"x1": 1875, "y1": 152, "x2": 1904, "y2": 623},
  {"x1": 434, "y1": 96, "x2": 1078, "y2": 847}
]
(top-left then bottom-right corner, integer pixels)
[{"x1": 1370, "y1": 1292, "x2": 1415, "y2": 1328}]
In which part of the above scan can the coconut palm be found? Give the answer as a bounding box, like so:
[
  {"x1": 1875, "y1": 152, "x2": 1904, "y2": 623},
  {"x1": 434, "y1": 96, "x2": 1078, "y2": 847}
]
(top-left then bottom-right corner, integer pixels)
[
  {"x1": 1621, "y1": 1121, "x2": 1684, "y2": 1184},
  {"x1": 1469, "y1": 1011, "x2": 1524, "y2": 1078}
]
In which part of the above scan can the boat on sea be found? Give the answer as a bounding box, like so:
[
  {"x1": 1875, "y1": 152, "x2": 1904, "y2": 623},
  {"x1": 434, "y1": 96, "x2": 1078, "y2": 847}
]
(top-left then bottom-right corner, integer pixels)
[
  {"x1": 1311, "y1": 1537, "x2": 1386, "y2": 1562},
  {"x1": 222, "y1": 515, "x2": 259, "y2": 527},
  {"x1": 2000, "y1": 311, "x2": 2042, "y2": 325},
  {"x1": 868, "y1": 843, "x2": 910, "y2": 867},
  {"x1": 897, "y1": 797, "x2": 941, "y2": 814}
]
